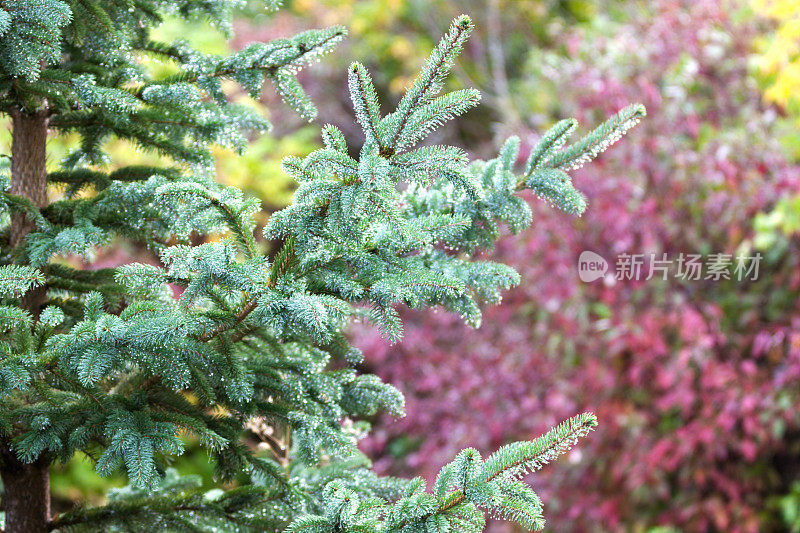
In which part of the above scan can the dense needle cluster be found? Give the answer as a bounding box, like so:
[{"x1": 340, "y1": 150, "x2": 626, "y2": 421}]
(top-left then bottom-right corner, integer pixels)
[{"x1": 0, "y1": 2, "x2": 642, "y2": 531}]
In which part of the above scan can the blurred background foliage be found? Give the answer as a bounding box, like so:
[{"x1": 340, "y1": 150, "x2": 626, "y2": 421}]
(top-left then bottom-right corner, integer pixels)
[
  {"x1": 753, "y1": 0, "x2": 800, "y2": 115},
  {"x1": 752, "y1": 0, "x2": 800, "y2": 262},
  {"x1": 7, "y1": 0, "x2": 800, "y2": 530}
]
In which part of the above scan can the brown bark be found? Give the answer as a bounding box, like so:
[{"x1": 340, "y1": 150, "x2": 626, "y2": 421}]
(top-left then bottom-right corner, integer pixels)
[
  {"x1": 0, "y1": 445, "x2": 50, "y2": 533},
  {"x1": 10, "y1": 109, "x2": 48, "y2": 246},
  {"x1": 1, "y1": 109, "x2": 51, "y2": 532},
  {"x1": 9, "y1": 109, "x2": 48, "y2": 318}
]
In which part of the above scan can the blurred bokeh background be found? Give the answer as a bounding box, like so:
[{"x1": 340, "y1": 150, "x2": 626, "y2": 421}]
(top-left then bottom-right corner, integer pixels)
[{"x1": 6, "y1": 0, "x2": 800, "y2": 531}]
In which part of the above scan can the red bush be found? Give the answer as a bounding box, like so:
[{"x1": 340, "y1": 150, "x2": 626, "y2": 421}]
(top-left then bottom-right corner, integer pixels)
[{"x1": 357, "y1": 2, "x2": 800, "y2": 531}]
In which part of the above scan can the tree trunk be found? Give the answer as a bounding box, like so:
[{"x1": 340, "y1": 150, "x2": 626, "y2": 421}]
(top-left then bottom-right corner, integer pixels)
[
  {"x1": 0, "y1": 445, "x2": 50, "y2": 533},
  {"x1": 1, "y1": 109, "x2": 51, "y2": 532},
  {"x1": 10, "y1": 109, "x2": 48, "y2": 318},
  {"x1": 9, "y1": 109, "x2": 48, "y2": 318},
  {"x1": 10, "y1": 110, "x2": 48, "y2": 246}
]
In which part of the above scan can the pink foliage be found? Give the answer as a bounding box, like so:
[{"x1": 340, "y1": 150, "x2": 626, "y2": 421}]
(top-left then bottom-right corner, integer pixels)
[{"x1": 356, "y1": 2, "x2": 800, "y2": 531}]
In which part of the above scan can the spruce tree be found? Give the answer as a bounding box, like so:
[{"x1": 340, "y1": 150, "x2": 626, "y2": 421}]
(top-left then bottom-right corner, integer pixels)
[{"x1": 0, "y1": 2, "x2": 644, "y2": 531}]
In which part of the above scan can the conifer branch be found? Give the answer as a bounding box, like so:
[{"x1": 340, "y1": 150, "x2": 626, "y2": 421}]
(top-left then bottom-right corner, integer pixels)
[
  {"x1": 0, "y1": 6, "x2": 643, "y2": 531},
  {"x1": 387, "y1": 15, "x2": 475, "y2": 148},
  {"x1": 196, "y1": 238, "x2": 295, "y2": 343}
]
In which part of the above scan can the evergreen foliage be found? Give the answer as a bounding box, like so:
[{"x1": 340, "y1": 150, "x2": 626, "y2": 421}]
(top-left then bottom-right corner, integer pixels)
[{"x1": 0, "y1": 2, "x2": 642, "y2": 531}]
